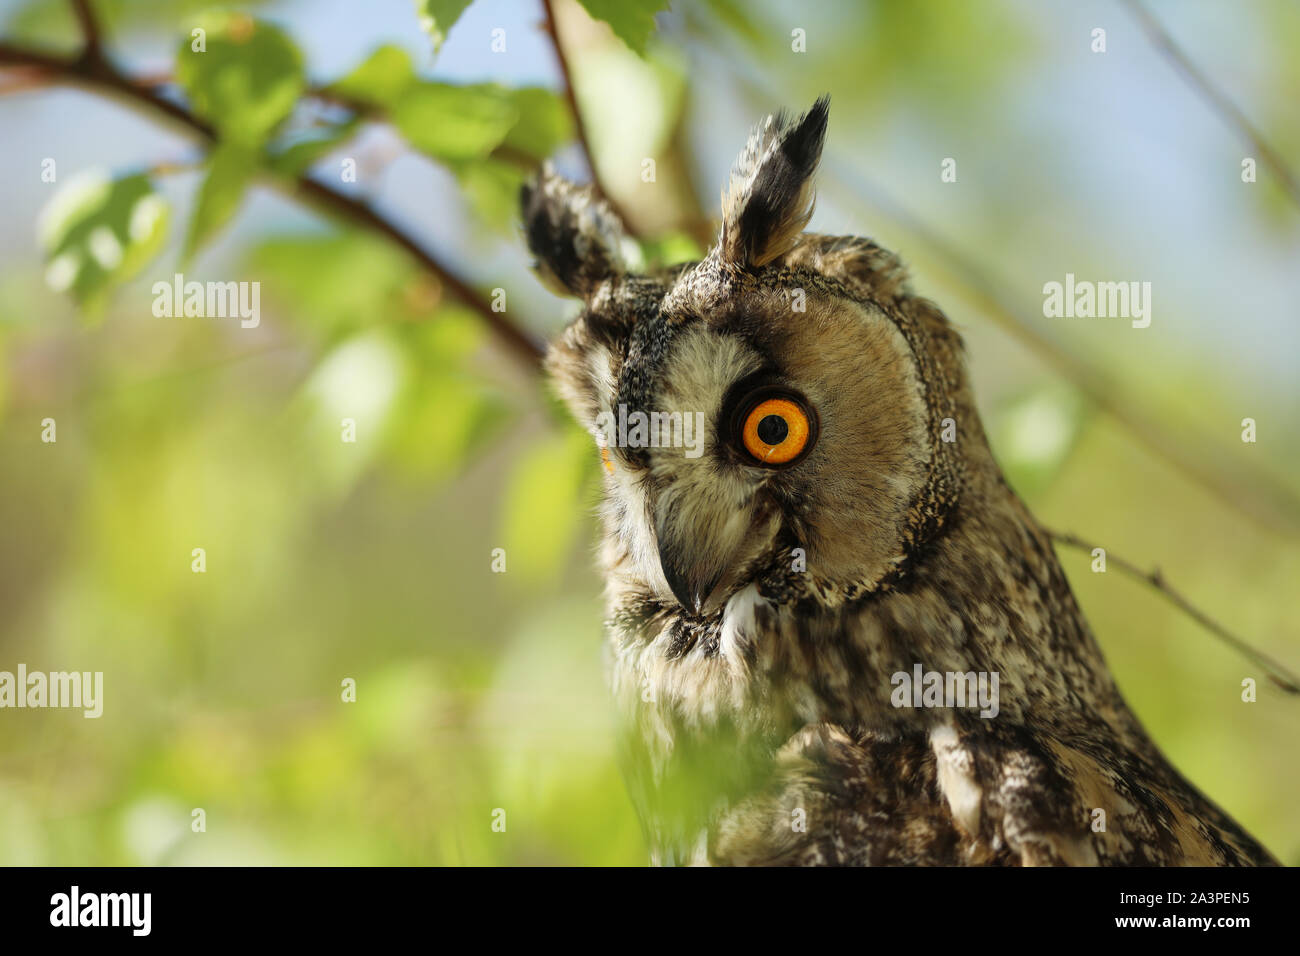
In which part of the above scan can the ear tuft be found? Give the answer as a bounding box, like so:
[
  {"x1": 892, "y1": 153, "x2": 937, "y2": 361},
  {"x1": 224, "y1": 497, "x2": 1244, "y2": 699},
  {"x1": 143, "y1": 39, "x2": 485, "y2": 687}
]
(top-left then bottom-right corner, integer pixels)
[
  {"x1": 719, "y1": 96, "x2": 829, "y2": 269},
  {"x1": 520, "y1": 165, "x2": 629, "y2": 300}
]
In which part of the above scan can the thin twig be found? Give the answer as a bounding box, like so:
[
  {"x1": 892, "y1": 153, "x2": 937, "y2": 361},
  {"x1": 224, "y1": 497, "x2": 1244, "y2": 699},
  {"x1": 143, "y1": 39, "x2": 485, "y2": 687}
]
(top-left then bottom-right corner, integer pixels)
[
  {"x1": 1049, "y1": 529, "x2": 1300, "y2": 695},
  {"x1": 70, "y1": 0, "x2": 100, "y2": 62},
  {"x1": 540, "y1": 0, "x2": 643, "y2": 239},
  {"x1": 1124, "y1": 0, "x2": 1300, "y2": 210},
  {"x1": 0, "y1": 35, "x2": 546, "y2": 369}
]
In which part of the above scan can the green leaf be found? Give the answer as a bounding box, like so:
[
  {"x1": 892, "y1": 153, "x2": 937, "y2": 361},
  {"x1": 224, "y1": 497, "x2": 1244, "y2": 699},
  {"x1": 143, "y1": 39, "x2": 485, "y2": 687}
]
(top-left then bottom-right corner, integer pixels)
[
  {"x1": 388, "y1": 368, "x2": 508, "y2": 481},
  {"x1": 388, "y1": 310, "x2": 510, "y2": 479},
  {"x1": 38, "y1": 171, "x2": 169, "y2": 311},
  {"x1": 413, "y1": 0, "x2": 473, "y2": 54},
  {"x1": 266, "y1": 118, "x2": 362, "y2": 176},
  {"x1": 402, "y1": 303, "x2": 485, "y2": 364},
  {"x1": 392, "y1": 82, "x2": 518, "y2": 162},
  {"x1": 245, "y1": 232, "x2": 415, "y2": 342},
  {"x1": 454, "y1": 158, "x2": 526, "y2": 232},
  {"x1": 328, "y1": 44, "x2": 416, "y2": 107},
  {"x1": 175, "y1": 13, "x2": 305, "y2": 147},
  {"x1": 297, "y1": 330, "x2": 406, "y2": 495},
  {"x1": 501, "y1": 425, "x2": 596, "y2": 587},
  {"x1": 185, "y1": 143, "x2": 257, "y2": 261},
  {"x1": 575, "y1": 0, "x2": 669, "y2": 56},
  {"x1": 500, "y1": 87, "x2": 573, "y2": 159}
]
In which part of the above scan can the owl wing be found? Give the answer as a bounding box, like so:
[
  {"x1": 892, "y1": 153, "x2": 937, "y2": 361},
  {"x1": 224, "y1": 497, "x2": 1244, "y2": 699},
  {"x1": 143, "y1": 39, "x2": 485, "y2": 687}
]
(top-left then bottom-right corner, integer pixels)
[
  {"x1": 710, "y1": 724, "x2": 986, "y2": 865},
  {"x1": 1003, "y1": 725, "x2": 1278, "y2": 866},
  {"x1": 708, "y1": 722, "x2": 1275, "y2": 866}
]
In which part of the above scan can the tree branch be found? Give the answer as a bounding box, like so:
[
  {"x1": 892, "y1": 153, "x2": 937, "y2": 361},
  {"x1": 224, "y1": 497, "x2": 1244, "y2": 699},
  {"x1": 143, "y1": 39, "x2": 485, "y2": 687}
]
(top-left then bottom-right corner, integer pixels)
[
  {"x1": 540, "y1": 0, "x2": 643, "y2": 239},
  {"x1": 1049, "y1": 528, "x2": 1300, "y2": 695},
  {"x1": 70, "y1": 0, "x2": 101, "y2": 62},
  {"x1": 0, "y1": 63, "x2": 52, "y2": 94},
  {"x1": 1124, "y1": 0, "x2": 1300, "y2": 209},
  {"x1": 0, "y1": 33, "x2": 546, "y2": 370}
]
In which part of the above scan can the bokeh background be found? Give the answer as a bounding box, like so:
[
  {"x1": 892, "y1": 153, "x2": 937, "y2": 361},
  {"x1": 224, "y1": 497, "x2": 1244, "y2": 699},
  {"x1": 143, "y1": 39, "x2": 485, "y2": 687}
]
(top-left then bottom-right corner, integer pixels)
[{"x1": 0, "y1": 0, "x2": 1297, "y2": 865}]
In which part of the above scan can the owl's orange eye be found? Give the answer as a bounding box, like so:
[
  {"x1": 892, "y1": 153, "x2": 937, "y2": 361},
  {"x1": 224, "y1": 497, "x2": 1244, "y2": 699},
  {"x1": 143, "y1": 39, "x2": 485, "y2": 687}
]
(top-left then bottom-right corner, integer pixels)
[{"x1": 740, "y1": 394, "x2": 815, "y2": 466}]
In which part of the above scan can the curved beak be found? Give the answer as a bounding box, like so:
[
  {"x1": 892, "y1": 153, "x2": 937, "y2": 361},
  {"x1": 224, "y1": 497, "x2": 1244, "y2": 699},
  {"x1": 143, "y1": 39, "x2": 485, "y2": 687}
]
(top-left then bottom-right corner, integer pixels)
[
  {"x1": 653, "y1": 491, "x2": 754, "y2": 614},
  {"x1": 656, "y1": 534, "x2": 724, "y2": 614}
]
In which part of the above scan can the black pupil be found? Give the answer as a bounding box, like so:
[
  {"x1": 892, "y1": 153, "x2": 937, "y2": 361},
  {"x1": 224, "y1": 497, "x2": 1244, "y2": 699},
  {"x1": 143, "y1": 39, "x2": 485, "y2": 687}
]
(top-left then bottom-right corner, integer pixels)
[{"x1": 756, "y1": 414, "x2": 788, "y2": 446}]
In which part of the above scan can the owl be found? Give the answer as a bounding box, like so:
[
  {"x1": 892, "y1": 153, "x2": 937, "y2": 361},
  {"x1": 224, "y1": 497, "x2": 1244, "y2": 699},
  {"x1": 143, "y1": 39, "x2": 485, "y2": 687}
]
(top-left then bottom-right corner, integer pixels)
[{"x1": 520, "y1": 97, "x2": 1277, "y2": 866}]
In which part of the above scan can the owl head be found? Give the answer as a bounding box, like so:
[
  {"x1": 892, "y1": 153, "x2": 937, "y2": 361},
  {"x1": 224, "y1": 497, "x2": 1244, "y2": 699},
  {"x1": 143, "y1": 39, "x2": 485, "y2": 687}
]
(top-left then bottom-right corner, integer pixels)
[{"x1": 522, "y1": 98, "x2": 983, "y2": 616}]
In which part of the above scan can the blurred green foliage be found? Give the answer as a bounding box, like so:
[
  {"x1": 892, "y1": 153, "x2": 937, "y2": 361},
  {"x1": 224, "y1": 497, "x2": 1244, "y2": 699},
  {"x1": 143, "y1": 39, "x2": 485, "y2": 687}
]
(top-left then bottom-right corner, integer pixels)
[
  {"x1": 37, "y1": 172, "x2": 169, "y2": 312},
  {"x1": 0, "y1": 0, "x2": 1297, "y2": 866}
]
